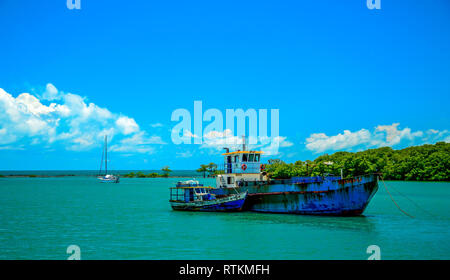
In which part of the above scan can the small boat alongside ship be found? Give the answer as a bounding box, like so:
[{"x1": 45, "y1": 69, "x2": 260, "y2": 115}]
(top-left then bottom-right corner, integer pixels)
[
  {"x1": 169, "y1": 180, "x2": 247, "y2": 212},
  {"x1": 97, "y1": 135, "x2": 120, "y2": 183},
  {"x1": 170, "y1": 139, "x2": 379, "y2": 216}
]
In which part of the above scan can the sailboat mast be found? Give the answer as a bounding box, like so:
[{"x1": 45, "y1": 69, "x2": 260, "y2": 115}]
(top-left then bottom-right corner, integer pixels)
[{"x1": 105, "y1": 135, "x2": 107, "y2": 175}]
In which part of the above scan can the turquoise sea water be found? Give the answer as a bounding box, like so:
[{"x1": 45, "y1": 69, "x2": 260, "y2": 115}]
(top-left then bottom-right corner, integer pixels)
[
  {"x1": 0, "y1": 176, "x2": 449, "y2": 260},
  {"x1": 0, "y1": 170, "x2": 200, "y2": 177}
]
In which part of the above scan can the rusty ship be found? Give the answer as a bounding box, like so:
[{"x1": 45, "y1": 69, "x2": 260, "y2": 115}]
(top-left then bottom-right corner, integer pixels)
[{"x1": 210, "y1": 142, "x2": 379, "y2": 216}]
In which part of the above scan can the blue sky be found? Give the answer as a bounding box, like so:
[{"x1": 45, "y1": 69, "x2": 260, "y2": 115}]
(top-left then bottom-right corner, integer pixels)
[{"x1": 0, "y1": 0, "x2": 449, "y2": 170}]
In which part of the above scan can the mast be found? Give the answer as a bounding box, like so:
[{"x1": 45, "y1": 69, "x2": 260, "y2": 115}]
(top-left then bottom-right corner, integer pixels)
[
  {"x1": 99, "y1": 140, "x2": 104, "y2": 176},
  {"x1": 105, "y1": 135, "x2": 108, "y2": 175}
]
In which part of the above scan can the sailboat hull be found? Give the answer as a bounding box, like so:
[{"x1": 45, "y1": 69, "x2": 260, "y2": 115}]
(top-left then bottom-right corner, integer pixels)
[{"x1": 97, "y1": 176, "x2": 120, "y2": 183}]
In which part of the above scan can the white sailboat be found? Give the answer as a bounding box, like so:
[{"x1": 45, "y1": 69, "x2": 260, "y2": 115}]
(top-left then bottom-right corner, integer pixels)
[{"x1": 97, "y1": 135, "x2": 120, "y2": 183}]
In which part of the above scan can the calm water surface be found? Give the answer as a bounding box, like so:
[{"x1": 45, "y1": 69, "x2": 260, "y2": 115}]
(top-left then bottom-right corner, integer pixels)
[{"x1": 0, "y1": 176, "x2": 449, "y2": 259}]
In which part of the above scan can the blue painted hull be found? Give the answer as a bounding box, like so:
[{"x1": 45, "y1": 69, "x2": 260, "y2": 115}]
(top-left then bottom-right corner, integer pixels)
[
  {"x1": 170, "y1": 193, "x2": 247, "y2": 212},
  {"x1": 211, "y1": 175, "x2": 378, "y2": 216}
]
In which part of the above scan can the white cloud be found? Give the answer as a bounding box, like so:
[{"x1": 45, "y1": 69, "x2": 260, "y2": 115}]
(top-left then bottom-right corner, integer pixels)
[
  {"x1": 305, "y1": 123, "x2": 449, "y2": 153},
  {"x1": 255, "y1": 136, "x2": 294, "y2": 156},
  {"x1": 16, "y1": 93, "x2": 56, "y2": 116},
  {"x1": 42, "y1": 83, "x2": 60, "y2": 101},
  {"x1": 203, "y1": 129, "x2": 234, "y2": 140},
  {"x1": 306, "y1": 129, "x2": 372, "y2": 153},
  {"x1": 200, "y1": 129, "x2": 292, "y2": 156},
  {"x1": 0, "y1": 88, "x2": 55, "y2": 145},
  {"x1": 183, "y1": 129, "x2": 200, "y2": 139},
  {"x1": 374, "y1": 123, "x2": 423, "y2": 146},
  {"x1": 176, "y1": 150, "x2": 194, "y2": 158},
  {"x1": 277, "y1": 136, "x2": 294, "y2": 148},
  {"x1": 150, "y1": 123, "x2": 163, "y2": 128},
  {"x1": 201, "y1": 129, "x2": 242, "y2": 151},
  {"x1": 0, "y1": 84, "x2": 164, "y2": 154},
  {"x1": 0, "y1": 145, "x2": 25, "y2": 151},
  {"x1": 116, "y1": 116, "x2": 139, "y2": 135},
  {"x1": 109, "y1": 131, "x2": 165, "y2": 154}
]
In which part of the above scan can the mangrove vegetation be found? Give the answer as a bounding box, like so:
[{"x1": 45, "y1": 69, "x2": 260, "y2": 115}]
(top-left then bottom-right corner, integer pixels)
[
  {"x1": 123, "y1": 166, "x2": 172, "y2": 178},
  {"x1": 265, "y1": 142, "x2": 449, "y2": 181},
  {"x1": 196, "y1": 163, "x2": 221, "y2": 178}
]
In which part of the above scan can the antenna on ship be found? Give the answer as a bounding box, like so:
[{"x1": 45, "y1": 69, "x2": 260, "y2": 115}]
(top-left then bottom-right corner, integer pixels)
[{"x1": 242, "y1": 135, "x2": 246, "y2": 151}]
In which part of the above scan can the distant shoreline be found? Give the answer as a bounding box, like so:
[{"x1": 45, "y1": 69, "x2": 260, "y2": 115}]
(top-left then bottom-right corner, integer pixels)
[
  {"x1": 0, "y1": 170, "x2": 202, "y2": 178},
  {"x1": 0, "y1": 174, "x2": 447, "y2": 182},
  {"x1": 0, "y1": 174, "x2": 76, "y2": 178},
  {"x1": 0, "y1": 174, "x2": 205, "y2": 178}
]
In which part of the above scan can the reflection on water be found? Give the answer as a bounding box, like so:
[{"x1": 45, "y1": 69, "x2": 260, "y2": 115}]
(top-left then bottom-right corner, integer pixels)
[{"x1": 213, "y1": 212, "x2": 378, "y2": 233}]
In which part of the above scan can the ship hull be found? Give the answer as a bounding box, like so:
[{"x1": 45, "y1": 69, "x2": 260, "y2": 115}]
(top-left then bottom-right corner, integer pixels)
[
  {"x1": 170, "y1": 192, "x2": 247, "y2": 212},
  {"x1": 211, "y1": 175, "x2": 378, "y2": 216}
]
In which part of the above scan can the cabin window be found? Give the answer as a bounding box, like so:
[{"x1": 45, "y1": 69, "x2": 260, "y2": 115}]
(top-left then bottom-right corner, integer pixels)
[
  {"x1": 242, "y1": 154, "x2": 248, "y2": 162},
  {"x1": 255, "y1": 154, "x2": 260, "y2": 162},
  {"x1": 227, "y1": 177, "x2": 234, "y2": 184},
  {"x1": 234, "y1": 155, "x2": 239, "y2": 162},
  {"x1": 249, "y1": 153, "x2": 255, "y2": 162},
  {"x1": 185, "y1": 189, "x2": 194, "y2": 202}
]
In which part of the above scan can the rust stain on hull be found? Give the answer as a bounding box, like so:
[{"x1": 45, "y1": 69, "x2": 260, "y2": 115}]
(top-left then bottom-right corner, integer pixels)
[{"x1": 212, "y1": 174, "x2": 379, "y2": 216}]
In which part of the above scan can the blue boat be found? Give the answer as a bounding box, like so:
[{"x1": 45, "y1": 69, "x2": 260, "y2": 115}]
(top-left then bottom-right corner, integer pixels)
[
  {"x1": 210, "y1": 143, "x2": 379, "y2": 216},
  {"x1": 169, "y1": 180, "x2": 247, "y2": 212}
]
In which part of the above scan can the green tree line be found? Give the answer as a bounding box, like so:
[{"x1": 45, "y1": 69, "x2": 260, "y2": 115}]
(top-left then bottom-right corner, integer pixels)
[
  {"x1": 265, "y1": 142, "x2": 449, "y2": 181},
  {"x1": 196, "y1": 163, "x2": 224, "y2": 178},
  {"x1": 123, "y1": 166, "x2": 172, "y2": 178}
]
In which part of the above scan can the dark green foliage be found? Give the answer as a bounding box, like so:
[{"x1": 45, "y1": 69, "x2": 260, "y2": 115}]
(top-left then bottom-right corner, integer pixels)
[
  {"x1": 123, "y1": 171, "x2": 167, "y2": 178},
  {"x1": 136, "y1": 171, "x2": 147, "y2": 178},
  {"x1": 161, "y1": 166, "x2": 171, "y2": 177},
  {"x1": 122, "y1": 172, "x2": 135, "y2": 178},
  {"x1": 206, "y1": 163, "x2": 217, "y2": 177},
  {"x1": 196, "y1": 164, "x2": 208, "y2": 178},
  {"x1": 196, "y1": 163, "x2": 217, "y2": 177},
  {"x1": 265, "y1": 142, "x2": 450, "y2": 181},
  {"x1": 147, "y1": 173, "x2": 160, "y2": 178},
  {"x1": 212, "y1": 170, "x2": 225, "y2": 176}
]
